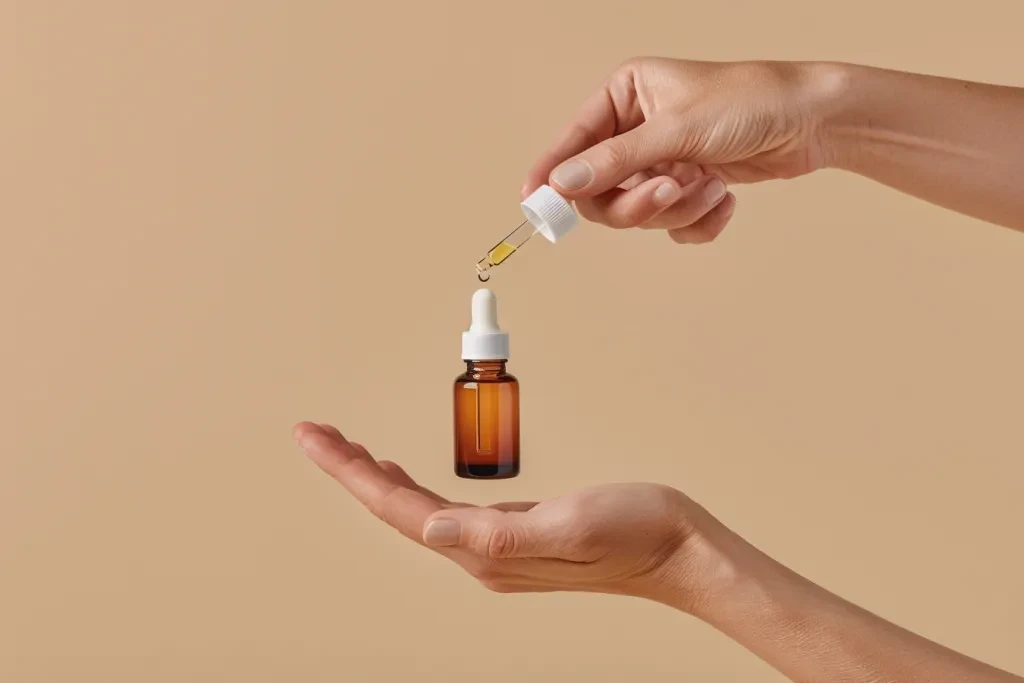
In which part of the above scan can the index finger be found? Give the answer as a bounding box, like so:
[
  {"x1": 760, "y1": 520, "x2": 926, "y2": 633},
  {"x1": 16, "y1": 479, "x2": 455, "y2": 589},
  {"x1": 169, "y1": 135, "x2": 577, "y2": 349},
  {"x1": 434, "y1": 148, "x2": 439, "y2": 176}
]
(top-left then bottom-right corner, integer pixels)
[
  {"x1": 294, "y1": 422, "x2": 444, "y2": 542},
  {"x1": 520, "y1": 68, "x2": 642, "y2": 199}
]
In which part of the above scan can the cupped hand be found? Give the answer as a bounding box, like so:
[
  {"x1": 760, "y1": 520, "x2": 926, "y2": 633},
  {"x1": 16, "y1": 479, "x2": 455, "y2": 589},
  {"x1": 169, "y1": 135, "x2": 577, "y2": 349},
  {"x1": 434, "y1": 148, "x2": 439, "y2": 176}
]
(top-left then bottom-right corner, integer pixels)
[
  {"x1": 294, "y1": 422, "x2": 728, "y2": 610},
  {"x1": 523, "y1": 58, "x2": 836, "y2": 243}
]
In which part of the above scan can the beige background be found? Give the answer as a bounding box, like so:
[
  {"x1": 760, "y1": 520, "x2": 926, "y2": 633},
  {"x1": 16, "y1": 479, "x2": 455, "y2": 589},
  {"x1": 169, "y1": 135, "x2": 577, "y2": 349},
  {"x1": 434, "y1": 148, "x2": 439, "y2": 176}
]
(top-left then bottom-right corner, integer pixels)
[{"x1": 3, "y1": 1, "x2": 1023, "y2": 681}]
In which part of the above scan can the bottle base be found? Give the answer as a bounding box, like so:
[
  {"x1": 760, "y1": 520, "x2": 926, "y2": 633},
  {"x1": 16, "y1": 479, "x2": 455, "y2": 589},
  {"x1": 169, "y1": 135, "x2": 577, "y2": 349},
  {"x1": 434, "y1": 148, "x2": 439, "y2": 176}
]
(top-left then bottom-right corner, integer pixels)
[{"x1": 455, "y1": 462, "x2": 519, "y2": 480}]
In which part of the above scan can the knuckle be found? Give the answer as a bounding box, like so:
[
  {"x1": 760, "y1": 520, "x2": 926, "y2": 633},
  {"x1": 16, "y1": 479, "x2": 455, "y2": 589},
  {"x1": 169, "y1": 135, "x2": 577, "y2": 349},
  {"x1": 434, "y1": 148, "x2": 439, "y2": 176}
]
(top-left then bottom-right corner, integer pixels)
[
  {"x1": 574, "y1": 519, "x2": 603, "y2": 548},
  {"x1": 562, "y1": 502, "x2": 603, "y2": 548},
  {"x1": 569, "y1": 121, "x2": 601, "y2": 150},
  {"x1": 373, "y1": 486, "x2": 403, "y2": 526},
  {"x1": 483, "y1": 526, "x2": 516, "y2": 559},
  {"x1": 616, "y1": 56, "x2": 641, "y2": 73},
  {"x1": 616, "y1": 55, "x2": 652, "y2": 73},
  {"x1": 598, "y1": 137, "x2": 631, "y2": 172}
]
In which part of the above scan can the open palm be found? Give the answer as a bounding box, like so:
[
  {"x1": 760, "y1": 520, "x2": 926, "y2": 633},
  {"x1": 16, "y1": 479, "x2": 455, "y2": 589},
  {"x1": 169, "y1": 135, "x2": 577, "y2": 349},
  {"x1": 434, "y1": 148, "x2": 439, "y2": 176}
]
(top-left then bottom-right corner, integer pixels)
[{"x1": 294, "y1": 422, "x2": 718, "y2": 605}]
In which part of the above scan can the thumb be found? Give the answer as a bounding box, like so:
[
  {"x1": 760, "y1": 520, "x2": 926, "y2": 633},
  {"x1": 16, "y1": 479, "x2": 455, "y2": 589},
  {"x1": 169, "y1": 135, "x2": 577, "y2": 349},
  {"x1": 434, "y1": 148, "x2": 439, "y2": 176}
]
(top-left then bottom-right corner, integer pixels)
[
  {"x1": 422, "y1": 507, "x2": 556, "y2": 559},
  {"x1": 549, "y1": 121, "x2": 676, "y2": 199}
]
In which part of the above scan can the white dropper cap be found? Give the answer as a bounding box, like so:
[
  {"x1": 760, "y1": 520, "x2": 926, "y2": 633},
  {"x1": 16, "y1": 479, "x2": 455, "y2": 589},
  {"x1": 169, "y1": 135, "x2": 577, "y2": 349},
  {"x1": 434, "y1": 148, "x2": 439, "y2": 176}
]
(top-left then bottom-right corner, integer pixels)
[
  {"x1": 521, "y1": 185, "x2": 578, "y2": 243},
  {"x1": 462, "y1": 288, "x2": 510, "y2": 361}
]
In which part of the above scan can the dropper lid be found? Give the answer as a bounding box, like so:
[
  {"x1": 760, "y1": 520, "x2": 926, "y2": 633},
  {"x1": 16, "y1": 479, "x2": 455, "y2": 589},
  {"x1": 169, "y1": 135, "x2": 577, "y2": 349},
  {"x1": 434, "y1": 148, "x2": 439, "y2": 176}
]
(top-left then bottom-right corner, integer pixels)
[
  {"x1": 521, "y1": 185, "x2": 578, "y2": 243},
  {"x1": 461, "y1": 288, "x2": 510, "y2": 360}
]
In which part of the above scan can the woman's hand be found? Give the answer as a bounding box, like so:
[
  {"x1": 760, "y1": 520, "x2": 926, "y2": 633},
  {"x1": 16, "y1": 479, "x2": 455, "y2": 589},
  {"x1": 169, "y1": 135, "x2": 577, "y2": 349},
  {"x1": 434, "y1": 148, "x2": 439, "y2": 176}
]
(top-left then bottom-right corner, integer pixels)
[
  {"x1": 294, "y1": 421, "x2": 1024, "y2": 683},
  {"x1": 293, "y1": 422, "x2": 727, "y2": 611},
  {"x1": 522, "y1": 58, "x2": 837, "y2": 243},
  {"x1": 526, "y1": 59, "x2": 1024, "y2": 235}
]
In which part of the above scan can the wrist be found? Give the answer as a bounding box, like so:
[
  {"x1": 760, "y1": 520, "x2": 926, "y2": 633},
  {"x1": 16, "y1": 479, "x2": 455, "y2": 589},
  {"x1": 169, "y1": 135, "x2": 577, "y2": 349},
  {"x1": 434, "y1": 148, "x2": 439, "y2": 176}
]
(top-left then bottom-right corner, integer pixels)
[
  {"x1": 646, "y1": 511, "x2": 765, "y2": 620},
  {"x1": 795, "y1": 61, "x2": 864, "y2": 172},
  {"x1": 651, "y1": 515, "x2": 810, "y2": 631}
]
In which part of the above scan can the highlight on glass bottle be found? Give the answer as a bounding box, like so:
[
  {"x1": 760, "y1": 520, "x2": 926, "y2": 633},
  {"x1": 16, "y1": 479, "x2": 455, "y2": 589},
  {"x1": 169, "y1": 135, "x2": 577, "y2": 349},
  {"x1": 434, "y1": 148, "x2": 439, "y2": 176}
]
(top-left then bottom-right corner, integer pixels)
[
  {"x1": 473, "y1": 184, "x2": 580, "y2": 282},
  {"x1": 454, "y1": 288, "x2": 519, "y2": 479}
]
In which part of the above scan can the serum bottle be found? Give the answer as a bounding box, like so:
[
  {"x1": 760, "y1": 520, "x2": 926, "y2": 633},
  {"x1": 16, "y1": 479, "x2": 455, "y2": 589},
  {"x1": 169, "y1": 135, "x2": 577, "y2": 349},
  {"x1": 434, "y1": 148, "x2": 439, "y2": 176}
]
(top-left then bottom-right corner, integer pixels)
[{"x1": 454, "y1": 289, "x2": 519, "y2": 479}]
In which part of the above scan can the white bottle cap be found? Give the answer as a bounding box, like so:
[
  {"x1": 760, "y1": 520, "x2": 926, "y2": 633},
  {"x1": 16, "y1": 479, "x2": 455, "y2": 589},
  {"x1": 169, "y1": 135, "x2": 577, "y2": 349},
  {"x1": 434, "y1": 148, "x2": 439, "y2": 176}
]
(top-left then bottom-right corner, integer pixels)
[
  {"x1": 461, "y1": 288, "x2": 510, "y2": 360},
  {"x1": 521, "y1": 184, "x2": 578, "y2": 243}
]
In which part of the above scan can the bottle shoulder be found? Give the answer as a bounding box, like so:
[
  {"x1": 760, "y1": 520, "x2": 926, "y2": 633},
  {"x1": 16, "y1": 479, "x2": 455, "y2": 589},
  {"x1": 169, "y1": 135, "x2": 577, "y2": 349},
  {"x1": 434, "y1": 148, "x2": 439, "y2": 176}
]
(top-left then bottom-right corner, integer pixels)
[{"x1": 454, "y1": 370, "x2": 518, "y2": 384}]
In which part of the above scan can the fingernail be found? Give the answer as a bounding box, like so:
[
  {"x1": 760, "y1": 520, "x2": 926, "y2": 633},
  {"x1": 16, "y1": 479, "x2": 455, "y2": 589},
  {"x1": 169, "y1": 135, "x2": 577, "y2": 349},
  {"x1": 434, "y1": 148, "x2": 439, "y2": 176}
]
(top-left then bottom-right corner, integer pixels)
[
  {"x1": 705, "y1": 178, "x2": 727, "y2": 204},
  {"x1": 653, "y1": 181, "x2": 681, "y2": 206},
  {"x1": 423, "y1": 519, "x2": 461, "y2": 546},
  {"x1": 550, "y1": 159, "x2": 593, "y2": 191}
]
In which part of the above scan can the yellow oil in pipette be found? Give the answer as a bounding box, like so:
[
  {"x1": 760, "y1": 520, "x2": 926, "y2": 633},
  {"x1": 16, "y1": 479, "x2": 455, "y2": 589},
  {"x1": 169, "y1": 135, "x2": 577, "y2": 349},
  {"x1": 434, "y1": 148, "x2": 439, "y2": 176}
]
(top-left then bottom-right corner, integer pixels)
[
  {"x1": 487, "y1": 242, "x2": 518, "y2": 266},
  {"x1": 475, "y1": 220, "x2": 535, "y2": 282}
]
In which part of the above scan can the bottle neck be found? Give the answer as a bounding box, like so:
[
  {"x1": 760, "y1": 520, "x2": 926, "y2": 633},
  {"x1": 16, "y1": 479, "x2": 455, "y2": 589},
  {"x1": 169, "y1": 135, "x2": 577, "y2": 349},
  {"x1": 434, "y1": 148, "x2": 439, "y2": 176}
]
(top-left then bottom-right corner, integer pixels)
[{"x1": 465, "y1": 359, "x2": 507, "y2": 377}]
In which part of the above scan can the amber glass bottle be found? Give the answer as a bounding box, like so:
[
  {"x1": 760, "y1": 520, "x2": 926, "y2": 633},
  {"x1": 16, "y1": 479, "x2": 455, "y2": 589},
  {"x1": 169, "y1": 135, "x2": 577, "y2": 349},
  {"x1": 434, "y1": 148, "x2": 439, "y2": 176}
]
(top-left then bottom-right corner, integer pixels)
[
  {"x1": 455, "y1": 289, "x2": 519, "y2": 479},
  {"x1": 454, "y1": 360, "x2": 519, "y2": 479}
]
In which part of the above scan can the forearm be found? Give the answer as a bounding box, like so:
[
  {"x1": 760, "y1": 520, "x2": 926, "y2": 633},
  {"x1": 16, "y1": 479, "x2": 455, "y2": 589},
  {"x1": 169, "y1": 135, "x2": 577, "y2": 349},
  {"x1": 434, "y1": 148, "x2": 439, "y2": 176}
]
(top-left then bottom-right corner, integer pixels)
[
  {"x1": 814, "y1": 62, "x2": 1024, "y2": 231},
  {"x1": 665, "y1": 528, "x2": 1022, "y2": 683}
]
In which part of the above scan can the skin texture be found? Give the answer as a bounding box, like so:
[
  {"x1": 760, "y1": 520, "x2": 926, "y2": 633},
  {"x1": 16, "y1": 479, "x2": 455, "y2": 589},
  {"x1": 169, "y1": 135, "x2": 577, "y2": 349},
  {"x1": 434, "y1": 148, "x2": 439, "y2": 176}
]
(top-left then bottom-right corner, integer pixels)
[
  {"x1": 294, "y1": 422, "x2": 1024, "y2": 683},
  {"x1": 520, "y1": 59, "x2": 1024, "y2": 241}
]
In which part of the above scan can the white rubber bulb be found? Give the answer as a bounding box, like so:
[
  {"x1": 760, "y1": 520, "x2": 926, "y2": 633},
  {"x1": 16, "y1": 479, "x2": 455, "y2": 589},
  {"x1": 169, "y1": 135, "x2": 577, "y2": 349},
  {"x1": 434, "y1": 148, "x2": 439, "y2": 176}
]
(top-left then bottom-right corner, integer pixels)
[
  {"x1": 462, "y1": 288, "x2": 509, "y2": 361},
  {"x1": 470, "y1": 288, "x2": 501, "y2": 333}
]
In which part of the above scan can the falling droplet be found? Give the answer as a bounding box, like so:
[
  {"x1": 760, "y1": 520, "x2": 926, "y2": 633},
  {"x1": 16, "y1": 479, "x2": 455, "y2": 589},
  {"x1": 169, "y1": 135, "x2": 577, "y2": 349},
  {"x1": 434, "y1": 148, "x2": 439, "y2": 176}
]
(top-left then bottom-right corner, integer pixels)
[{"x1": 477, "y1": 270, "x2": 491, "y2": 283}]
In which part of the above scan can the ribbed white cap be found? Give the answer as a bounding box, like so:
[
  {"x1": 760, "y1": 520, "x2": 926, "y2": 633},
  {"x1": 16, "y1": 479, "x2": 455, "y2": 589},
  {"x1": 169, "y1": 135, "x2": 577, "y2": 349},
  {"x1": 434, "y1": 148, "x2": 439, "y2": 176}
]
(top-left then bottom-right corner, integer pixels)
[
  {"x1": 521, "y1": 184, "x2": 578, "y2": 243},
  {"x1": 461, "y1": 289, "x2": 510, "y2": 360}
]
